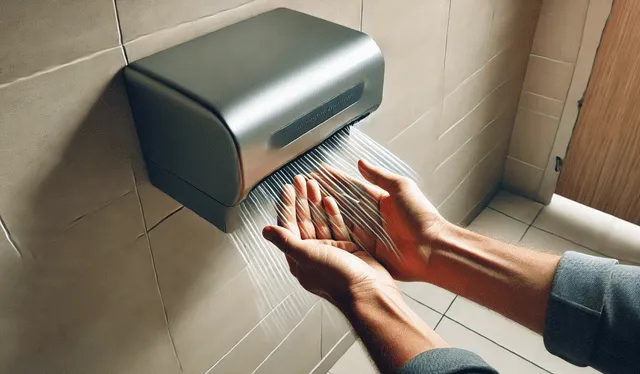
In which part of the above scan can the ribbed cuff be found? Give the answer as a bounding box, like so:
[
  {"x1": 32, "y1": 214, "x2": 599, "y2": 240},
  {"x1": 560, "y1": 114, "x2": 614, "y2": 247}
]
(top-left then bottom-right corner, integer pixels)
[
  {"x1": 544, "y1": 251, "x2": 618, "y2": 366},
  {"x1": 397, "y1": 348, "x2": 498, "y2": 374}
]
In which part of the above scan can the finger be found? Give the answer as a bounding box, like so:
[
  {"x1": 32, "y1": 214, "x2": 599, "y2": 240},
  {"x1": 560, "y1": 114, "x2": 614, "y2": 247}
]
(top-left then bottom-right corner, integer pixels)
[
  {"x1": 308, "y1": 179, "x2": 332, "y2": 240},
  {"x1": 323, "y1": 197, "x2": 351, "y2": 241},
  {"x1": 307, "y1": 178, "x2": 323, "y2": 205},
  {"x1": 263, "y1": 225, "x2": 314, "y2": 263},
  {"x1": 358, "y1": 159, "x2": 406, "y2": 193},
  {"x1": 278, "y1": 184, "x2": 300, "y2": 238},
  {"x1": 294, "y1": 175, "x2": 316, "y2": 239},
  {"x1": 322, "y1": 163, "x2": 387, "y2": 201},
  {"x1": 316, "y1": 239, "x2": 360, "y2": 254}
]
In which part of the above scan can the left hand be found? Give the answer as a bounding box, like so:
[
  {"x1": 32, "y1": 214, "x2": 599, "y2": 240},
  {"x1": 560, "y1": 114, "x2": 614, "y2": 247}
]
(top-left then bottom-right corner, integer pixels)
[{"x1": 262, "y1": 175, "x2": 399, "y2": 309}]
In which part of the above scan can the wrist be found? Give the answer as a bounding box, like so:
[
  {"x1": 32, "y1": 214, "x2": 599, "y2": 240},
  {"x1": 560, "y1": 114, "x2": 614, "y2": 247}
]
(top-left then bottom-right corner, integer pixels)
[
  {"x1": 418, "y1": 218, "x2": 459, "y2": 283},
  {"x1": 336, "y1": 282, "x2": 403, "y2": 316}
]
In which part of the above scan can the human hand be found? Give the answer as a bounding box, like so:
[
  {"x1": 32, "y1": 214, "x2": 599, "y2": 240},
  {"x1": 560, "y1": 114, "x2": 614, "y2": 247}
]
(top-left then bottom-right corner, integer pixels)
[
  {"x1": 262, "y1": 176, "x2": 400, "y2": 309},
  {"x1": 314, "y1": 160, "x2": 447, "y2": 282}
]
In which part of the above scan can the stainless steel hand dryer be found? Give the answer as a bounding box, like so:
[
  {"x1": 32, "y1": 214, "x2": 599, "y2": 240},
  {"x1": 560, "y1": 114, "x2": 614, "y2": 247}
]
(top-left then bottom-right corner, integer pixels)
[{"x1": 124, "y1": 8, "x2": 384, "y2": 232}]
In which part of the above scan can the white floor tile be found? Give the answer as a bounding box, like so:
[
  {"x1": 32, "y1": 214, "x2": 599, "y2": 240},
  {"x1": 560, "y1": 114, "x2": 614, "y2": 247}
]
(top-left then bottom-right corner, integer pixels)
[
  {"x1": 489, "y1": 190, "x2": 544, "y2": 224},
  {"x1": 520, "y1": 227, "x2": 603, "y2": 258},
  {"x1": 596, "y1": 218, "x2": 640, "y2": 264},
  {"x1": 533, "y1": 194, "x2": 614, "y2": 250},
  {"x1": 402, "y1": 295, "x2": 442, "y2": 327},
  {"x1": 446, "y1": 297, "x2": 600, "y2": 374},
  {"x1": 467, "y1": 208, "x2": 529, "y2": 243},
  {"x1": 330, "y1": 340, "x2": 378, "y2": 374},
  {"x1": 436, "y1": 318, "x2": 547, "y2": 374},
  {"x1": 398, "y1": 281, "x2": 456, "y2": 314}
]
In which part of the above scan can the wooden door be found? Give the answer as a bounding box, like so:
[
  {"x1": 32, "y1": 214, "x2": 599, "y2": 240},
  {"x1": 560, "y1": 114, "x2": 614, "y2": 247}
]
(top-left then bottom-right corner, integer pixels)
[{"x1": 556, "y1": 0, "x2": 640, "y2": 224}]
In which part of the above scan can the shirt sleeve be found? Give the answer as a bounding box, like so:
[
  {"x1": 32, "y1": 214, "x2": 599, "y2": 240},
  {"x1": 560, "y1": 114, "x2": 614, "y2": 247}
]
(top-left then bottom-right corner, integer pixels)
[
  {"x1": 397, "y1": 348, "x2": 498, "y2": 374},
  {"x1": 544, "y1": 251, "x2": 640, "y2": 373}
]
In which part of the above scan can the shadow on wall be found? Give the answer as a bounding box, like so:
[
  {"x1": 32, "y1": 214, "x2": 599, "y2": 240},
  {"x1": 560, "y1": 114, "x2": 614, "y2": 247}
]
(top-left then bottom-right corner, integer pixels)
[{"x1": 0, "y1": 70, "x2": 226, "y2": 374}]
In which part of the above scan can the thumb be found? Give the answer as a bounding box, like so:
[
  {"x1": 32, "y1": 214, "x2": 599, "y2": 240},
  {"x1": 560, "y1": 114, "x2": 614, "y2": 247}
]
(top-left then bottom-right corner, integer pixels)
[
  {"x1": 263, "y1": 225, "x2": 313, "y2": 262},
  {"x1": 358, "y1": 159, "x2": 404, "y2": 192}
]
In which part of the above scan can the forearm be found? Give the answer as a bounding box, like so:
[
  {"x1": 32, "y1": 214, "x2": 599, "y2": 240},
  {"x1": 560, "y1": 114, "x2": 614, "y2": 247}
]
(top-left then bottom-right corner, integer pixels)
[
  {"x1": 424, "y1": 223, "x2": 561, "y2": 333},
  {"x1": 339, "y1": 287, "x2": 449, "y2": 373}
]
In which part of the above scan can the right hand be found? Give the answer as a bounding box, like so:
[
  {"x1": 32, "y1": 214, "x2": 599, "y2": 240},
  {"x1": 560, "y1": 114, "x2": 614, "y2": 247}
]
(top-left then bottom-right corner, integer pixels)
[{"x1": 317, "y1": 160, "x2": 448, "y2": 282}]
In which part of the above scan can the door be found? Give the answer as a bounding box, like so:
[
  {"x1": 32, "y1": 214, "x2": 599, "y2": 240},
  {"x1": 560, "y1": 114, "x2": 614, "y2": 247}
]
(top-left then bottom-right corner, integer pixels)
[{"x1": 556, "y1": 0, "x2": 640, "y2": 224}]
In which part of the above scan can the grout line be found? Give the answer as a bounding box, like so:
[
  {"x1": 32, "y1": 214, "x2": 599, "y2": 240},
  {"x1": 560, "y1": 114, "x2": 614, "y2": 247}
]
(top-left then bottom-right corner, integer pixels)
[
  {"x1": 435, "y1": 295, "x2": 457, "y2": 330},
  {"x1": 0, "y1": 47, "x2": 121, "y2": 90},
  {"x1": 0, "y1": 213, "x2": 22, "y2": 258},
  {"x1": 517, "y1": 106, "x2": 561, "y2": 120},
  {"x1": 250, "y1": 301, "x2": 321, "y2": 374},
  {"x1": 441, "y1": 0, "x2": 452, "y2": 97},
  {"x1": 516, "y1": 207, "x2": 545, "y2": 242},
  {"x1": 124, "y1": 1, "x2": 254, "y2": 46},
  {"x1": 486, "y1": 206, "x2": 536, "y2": 227},
  {"x1": 529, "y1": 53, "x2": 575, "y2": 66},
  {"x1": 389, "y1": 105, "x2": 438, "y2": 142},
  {"x1": 444, "y1": 316, "x2": 553, "y2": 374},
  {"x1": 506, "y1": 156, "x2": 545, "y2": 171},
  {"x1": 130, "y1": 163, "x2": 183, "y2": 370},
  {"x1": 359, "y1": 0, "x2": 364, "y2": 31},
  {"x1": 205, "y1": 292, "x2": 296, "y2": 373},
  {"x1": 521, "y1": 90, "x2": 565, "y2": 103},
  {"x1": 401, "y1": 291, "x2": 446, "y2": 316},
  {"x1": 111, "y1": 0, "x2": 129, "y2": 63},
  {"x1": 147, "y1": 206, "x2": 185, "y2": 232}
]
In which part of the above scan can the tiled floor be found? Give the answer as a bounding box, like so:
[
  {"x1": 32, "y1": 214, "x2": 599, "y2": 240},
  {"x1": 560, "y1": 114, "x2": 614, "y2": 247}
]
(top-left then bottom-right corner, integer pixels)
[{"x1": 328, "y1": 190, "x2": 640, "y2": 374}]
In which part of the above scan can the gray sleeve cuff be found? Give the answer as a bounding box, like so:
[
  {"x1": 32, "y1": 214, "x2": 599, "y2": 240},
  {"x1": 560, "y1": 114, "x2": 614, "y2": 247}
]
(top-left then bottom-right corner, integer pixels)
[
  {"x1": 543, "y1": 251, "x2": 618, "y2": 366},
  {"x1": 397, "y1": 348, "x2": 498, "y2": 374}
]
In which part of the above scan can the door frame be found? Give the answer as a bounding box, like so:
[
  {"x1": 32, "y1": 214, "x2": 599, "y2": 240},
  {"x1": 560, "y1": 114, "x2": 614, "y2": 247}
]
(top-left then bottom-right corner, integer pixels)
[{"x1": 535, "y1": 0, "x2": 613, "y2": 204}]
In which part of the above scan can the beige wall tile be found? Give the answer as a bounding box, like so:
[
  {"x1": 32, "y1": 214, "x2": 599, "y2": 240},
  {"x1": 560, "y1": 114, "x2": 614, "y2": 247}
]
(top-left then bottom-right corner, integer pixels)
[
  {"x1": 531, "y1": 0, "x2": 590, "y2": 63},
  {"x1": 0, "y1": 0, "x2": 120, "y2": 84},
  {"x1": 321, "y1": 300, "x2": 352, "y2": 357},
  {"x1": 467, "y1": 147, "x2": 507, "y2": 213},
  {"x1": 486, "y1": 0, "x2": 541, "y2": 58},
  {"x1": 386, "y1": 105, "x2": 441, "y2": 180},
  {"x1": 125, "y1": 0, "x2": 362, "y2": 61},
  {"x1": 438, "y1": 78, "x2": 516, "y2": 166},
  {"x1": 116, "y1": 0, "x2": 253, "y2": 42},
  {"x1": 0, "y1": 48, "x2": 139, "y2": 260},
  {"x1": 208, "y1": 288, "x2": 318, "y2": 374},
  {"x1": 437, "y1": 177, "x2": 469, "y2": 224},
  {"x1": 360, "y1": 0, "x2": 449, "y2": 143},
  {"x1": 518, "y1": 92, "x2": 565, "y2": 118},
  {"x1": 253, "y1": 302, "x2": 322, "y2": 374},
  {"x1": 0, "y1": 237, "x2": 180, "y2": 374},
  {"x1": 431, "y1": 143, "x2": 475, "y2": 207},
  {"x1": 508, "y1": 108, "x2": 560, "y2": 169},
  {"x1": 522, "y1": 55, "x2": 575, "y2": 100},
  {"x1": 503, "y1": 157, "x2": 544, "y2": 199},
  {"x1": 148, "y1": 208, "x2": 246, "y2": 310},
  {"x1": 444, "y1": 0, "x2": 494, "y2": 95},
  {"x1": 441, "y1": 41, "x2": 530, "y2": 135}
]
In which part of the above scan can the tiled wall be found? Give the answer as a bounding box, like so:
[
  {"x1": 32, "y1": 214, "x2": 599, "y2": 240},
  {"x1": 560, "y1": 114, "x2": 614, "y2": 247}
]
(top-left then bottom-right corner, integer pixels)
[
  {"x1": 504, "y1": 0, "x2": 592, "y2": 200},
  {"x1": 0, "y1": 1, "x2": 538, "y2": 373}
]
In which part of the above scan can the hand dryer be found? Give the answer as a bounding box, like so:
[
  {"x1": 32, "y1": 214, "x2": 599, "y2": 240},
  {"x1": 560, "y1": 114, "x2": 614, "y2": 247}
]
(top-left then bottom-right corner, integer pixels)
[{"x1": 124, "y1": 8, "x2": 385, "y2": 232}]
